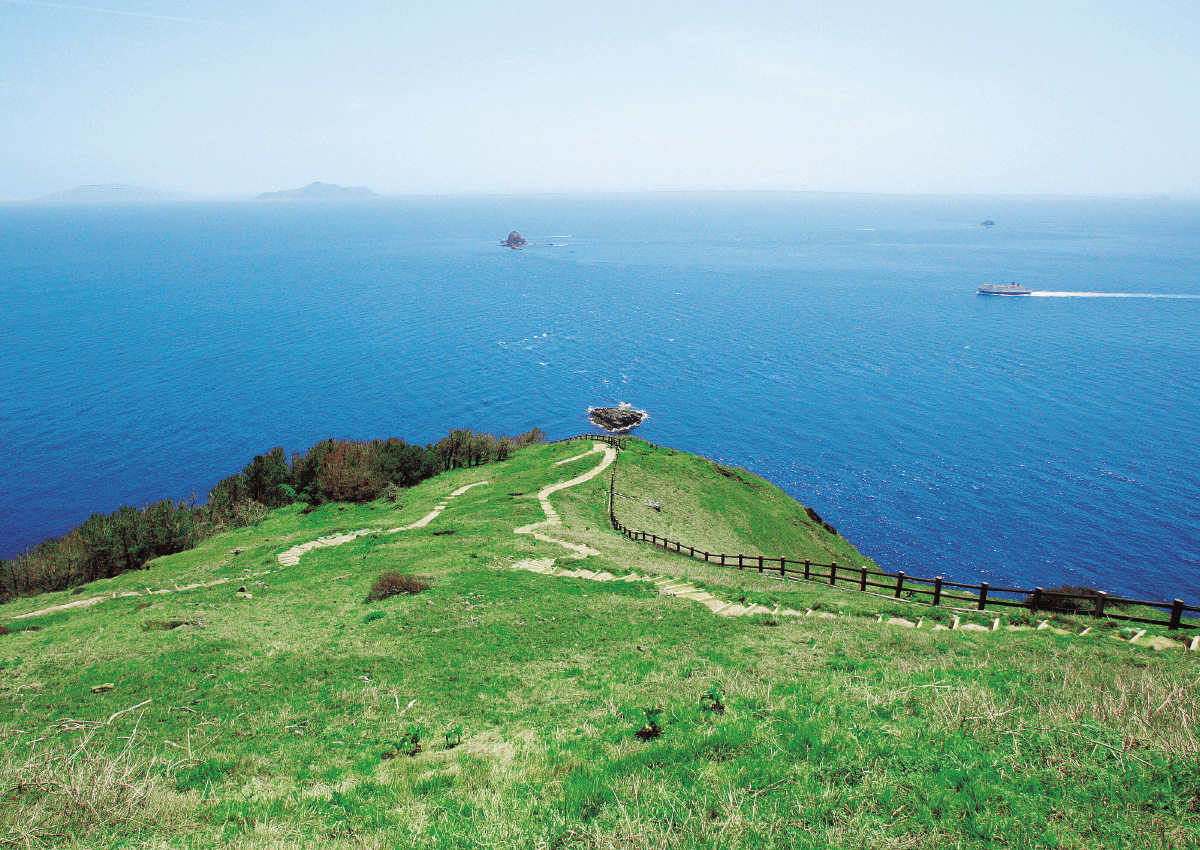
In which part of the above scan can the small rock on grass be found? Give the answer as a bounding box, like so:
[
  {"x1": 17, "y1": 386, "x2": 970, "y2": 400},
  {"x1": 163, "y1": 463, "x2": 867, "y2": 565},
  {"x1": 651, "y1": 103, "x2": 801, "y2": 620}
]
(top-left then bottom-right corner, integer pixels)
[{"x1": 92, "y1": 683, "x2": 115, "y2": 693}]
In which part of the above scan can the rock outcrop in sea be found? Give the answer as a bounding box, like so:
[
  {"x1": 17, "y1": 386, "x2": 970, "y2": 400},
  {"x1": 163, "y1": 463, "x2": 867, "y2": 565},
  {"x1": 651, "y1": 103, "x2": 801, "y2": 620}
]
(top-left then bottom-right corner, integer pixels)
[
  {"x1": 589, "y1": 403, "x2": 647, "y2": 433},
  {"x1": 503, "y1": 231, "x2": 527, "y2": 249}
]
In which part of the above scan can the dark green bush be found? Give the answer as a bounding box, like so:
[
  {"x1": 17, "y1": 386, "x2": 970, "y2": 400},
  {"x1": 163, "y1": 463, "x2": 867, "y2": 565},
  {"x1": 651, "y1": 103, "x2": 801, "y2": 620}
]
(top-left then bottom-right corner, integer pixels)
[{"x1": 374, "y1": 438, "x2": 440, "y2": 488}]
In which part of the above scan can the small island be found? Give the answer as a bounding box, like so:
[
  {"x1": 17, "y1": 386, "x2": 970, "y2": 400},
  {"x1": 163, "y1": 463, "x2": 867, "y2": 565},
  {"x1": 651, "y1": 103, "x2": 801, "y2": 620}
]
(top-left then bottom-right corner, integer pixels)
[
  {"x1": 35, "y1": 184, "x2": 185, "y2": 202},
  {"x1": 256, "y1": 182, "x2": 377, "y2": 201},
  {"x1": 502, "y1": 231, "x2": 527, "y2": 249},
  {"x1": 981, "y1": 220, "x2": 996, "y2": 227},
  {"x1": 589, "y1": 404, "x2": 647, "y2": 433}
]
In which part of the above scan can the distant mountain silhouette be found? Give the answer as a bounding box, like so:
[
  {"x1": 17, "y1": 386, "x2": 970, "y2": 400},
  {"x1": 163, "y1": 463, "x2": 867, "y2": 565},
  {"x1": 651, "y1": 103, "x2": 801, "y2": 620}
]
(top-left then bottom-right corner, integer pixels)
[
  {"x1": 256, "y1": 182, "x2": 377, "y2": 201},
  {"x1": 36, "y1": 184, "x2": 186, "y2": 202}
]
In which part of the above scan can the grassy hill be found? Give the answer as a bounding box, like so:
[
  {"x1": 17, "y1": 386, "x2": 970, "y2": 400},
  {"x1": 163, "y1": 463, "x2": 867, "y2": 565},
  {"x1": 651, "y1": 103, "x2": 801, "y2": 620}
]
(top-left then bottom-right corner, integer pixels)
[{"x1": 1, "y1": 438, "x2": 1197, "y2": 849}]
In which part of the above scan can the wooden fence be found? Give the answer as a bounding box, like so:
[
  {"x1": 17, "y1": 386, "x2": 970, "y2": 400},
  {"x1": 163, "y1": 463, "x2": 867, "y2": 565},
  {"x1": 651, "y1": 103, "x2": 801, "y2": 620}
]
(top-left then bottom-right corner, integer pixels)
[
  {"x1": 549, "y1": 433, "x2": 630, "y2": 450},
  {"x1": 606, "y1": 472, "x2": 1199, "y2": 631}
]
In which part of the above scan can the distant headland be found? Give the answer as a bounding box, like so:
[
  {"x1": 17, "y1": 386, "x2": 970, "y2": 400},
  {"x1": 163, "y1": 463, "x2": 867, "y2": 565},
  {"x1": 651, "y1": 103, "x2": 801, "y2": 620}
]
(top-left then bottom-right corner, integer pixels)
[
  {"x1": 34, "y1": 184, "x2": 187, "y2": 202},
  {"x1": 256, "y1": 182, "x2": 378, "y2": 201}
]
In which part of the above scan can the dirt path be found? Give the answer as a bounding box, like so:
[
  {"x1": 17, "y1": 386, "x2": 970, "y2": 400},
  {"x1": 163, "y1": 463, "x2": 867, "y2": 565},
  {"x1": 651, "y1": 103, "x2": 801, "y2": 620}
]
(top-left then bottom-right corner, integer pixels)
[
  {"x1": 506, "y1": 445, "x2": 1199, "y2": 650},
  {"x1": 276, "y1": 479, "x2": 490, "y2": 567},
  {"x1": 507, "y1": 558, "x2": 1200, "y2": 648},
  {"x1": 11, "y1": 446, "x2": 1194, "y2": 652},
  {"x1": 513, "y1": 442, "x2": 616, "y2": 559},
  {"x1": 12, "y1": 578, "x2": 233, "y2": 620}
]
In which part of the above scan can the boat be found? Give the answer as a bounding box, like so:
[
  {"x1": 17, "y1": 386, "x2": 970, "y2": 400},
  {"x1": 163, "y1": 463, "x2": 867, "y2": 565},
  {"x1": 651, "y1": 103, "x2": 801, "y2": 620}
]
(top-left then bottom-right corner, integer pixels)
[{"x1": 978, "y1": 282, "x2": 1032, "y2": 296}]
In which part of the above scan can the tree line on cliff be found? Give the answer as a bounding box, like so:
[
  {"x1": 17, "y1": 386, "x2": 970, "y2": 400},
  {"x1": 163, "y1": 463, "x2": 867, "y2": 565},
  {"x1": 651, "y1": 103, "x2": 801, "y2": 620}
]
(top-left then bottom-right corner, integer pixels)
[{"x1": 0, "y1": 427, "x2": 544, "y2": 604}]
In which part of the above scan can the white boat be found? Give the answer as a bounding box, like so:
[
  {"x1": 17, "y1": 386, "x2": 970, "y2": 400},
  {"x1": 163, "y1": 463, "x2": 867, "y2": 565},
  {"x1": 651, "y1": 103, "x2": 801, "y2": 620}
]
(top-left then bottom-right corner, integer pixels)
[{"x1": 978, "y1": 282, "x2": 1032, "y2": 296}]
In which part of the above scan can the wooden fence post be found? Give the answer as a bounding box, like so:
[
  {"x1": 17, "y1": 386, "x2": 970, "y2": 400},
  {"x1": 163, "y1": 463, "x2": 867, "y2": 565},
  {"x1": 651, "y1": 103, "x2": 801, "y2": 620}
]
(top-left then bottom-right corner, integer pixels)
[
  {"x1": 932, "y1": 577, "x2": 943, "y2": 607},
  {"x1": 1094, "y1": 591, "x2": 1106, "y2": 618},
  {"x1": 894, "y1": 571, "x2": 905, "y2": 598},
  {"x1": 758, "y1": 555, "x2": 764, "y2": 573},
  {"x1": 704, "y1": 551, "x2": 709, "y2": 562},
  {"x1": 859, "y1": 566, "x2": 867, "y2": 592},
  {"x1": 737, "y1": 554, "x2": 743, "y2": 570},
  {"x1": 720, "y1": 554, "x2": 726, "y2": 566},
  {"x1": 779, "y1": 557, "x2": 786, "y2": 578},
  {"x1": 804, "y1": 560, "x2": 811, "y2": 581},
  {"x1": 829, "y1": 562, "x2": 837, "y2": 586},
  {"x1": 1031, "y1": 587, "x2": 1043, "y2": 610},
  {"x1": 978, "y1": 582, "x2": 989, "y2": 611},
  {"x1": 1170, "y1": 599, "x2": 1184, "y2": 631}
]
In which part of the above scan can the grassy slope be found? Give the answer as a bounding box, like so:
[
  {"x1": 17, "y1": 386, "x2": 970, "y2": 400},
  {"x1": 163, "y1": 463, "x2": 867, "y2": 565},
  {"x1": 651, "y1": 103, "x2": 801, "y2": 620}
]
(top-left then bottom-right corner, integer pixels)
[
  {"x1": 1, "y1": 439, "x2": 1197, "y2": 849},
  {"x1": 611, "y1": 441, "x2": 870, "y2": 566}
]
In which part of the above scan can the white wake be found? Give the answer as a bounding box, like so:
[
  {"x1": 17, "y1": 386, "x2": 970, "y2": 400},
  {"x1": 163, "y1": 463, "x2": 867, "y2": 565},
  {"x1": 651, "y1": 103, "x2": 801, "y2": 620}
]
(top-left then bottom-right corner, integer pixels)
[{"x1": 1030, "y1": 291, "x2": 1200, "y2": 299}]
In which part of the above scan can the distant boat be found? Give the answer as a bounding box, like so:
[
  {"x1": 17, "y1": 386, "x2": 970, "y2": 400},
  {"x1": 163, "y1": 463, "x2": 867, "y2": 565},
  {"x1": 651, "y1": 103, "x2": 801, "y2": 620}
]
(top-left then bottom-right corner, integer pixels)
[
  {"x1": 978, "y1": 282, "x2": 1032, "y2": 296},
  {"x1": 981, "y1": 220, "x2": 996, "y2": 227}
]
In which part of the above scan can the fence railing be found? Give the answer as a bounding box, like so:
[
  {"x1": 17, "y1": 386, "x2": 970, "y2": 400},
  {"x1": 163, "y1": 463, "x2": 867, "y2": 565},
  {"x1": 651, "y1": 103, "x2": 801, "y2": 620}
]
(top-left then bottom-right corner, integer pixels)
[
  {"x1": 606, "y1": 472, "x2": 1199, "y2": 631},
  {"x1": 549, "y1": 433, "x2": 630, "y2": 450}
]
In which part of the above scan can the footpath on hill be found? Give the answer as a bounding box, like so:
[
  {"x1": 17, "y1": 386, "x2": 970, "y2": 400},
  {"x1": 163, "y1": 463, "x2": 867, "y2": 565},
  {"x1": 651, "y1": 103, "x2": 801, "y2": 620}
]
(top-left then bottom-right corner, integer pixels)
[{"x1": 8, "y1": 439, "x2": 1195, "y2": 652}]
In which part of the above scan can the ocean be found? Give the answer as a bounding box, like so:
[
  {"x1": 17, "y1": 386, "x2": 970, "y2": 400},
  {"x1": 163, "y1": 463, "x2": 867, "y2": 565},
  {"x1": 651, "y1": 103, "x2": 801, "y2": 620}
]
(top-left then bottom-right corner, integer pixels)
[{"x1": 2, "y1": 192, "x2": 1198, "y2": 603}]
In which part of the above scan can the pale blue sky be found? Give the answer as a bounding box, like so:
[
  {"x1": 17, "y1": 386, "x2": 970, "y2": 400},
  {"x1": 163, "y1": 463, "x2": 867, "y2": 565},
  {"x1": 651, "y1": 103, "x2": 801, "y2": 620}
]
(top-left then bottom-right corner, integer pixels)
[{"x1": 1, "y1": 0, "x2": 1198, "y2": 197}]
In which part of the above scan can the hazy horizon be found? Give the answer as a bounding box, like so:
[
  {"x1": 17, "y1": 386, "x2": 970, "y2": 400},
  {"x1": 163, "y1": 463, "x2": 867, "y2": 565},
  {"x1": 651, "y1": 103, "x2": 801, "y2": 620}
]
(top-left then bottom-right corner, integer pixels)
[
  {"x1": 5, "y1": 186, "x2": 1198, "y2": 204},
  {"x1": 2, "y1": 1, "x2": 1198, "y2": 199}
]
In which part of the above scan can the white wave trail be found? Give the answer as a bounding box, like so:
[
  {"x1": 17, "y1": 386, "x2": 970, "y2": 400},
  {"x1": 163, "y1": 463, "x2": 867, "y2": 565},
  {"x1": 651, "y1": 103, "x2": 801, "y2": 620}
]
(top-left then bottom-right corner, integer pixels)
[{"x1": 1030, "y1": 291, "x2": 1200, "y2": 299}]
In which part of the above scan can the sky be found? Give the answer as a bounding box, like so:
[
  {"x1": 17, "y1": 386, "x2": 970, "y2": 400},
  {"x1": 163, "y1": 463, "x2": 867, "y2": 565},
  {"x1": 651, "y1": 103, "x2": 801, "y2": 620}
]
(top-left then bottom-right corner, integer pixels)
[{"x1": 1, "y1": 0, "x2": 1198, "y2": 197}]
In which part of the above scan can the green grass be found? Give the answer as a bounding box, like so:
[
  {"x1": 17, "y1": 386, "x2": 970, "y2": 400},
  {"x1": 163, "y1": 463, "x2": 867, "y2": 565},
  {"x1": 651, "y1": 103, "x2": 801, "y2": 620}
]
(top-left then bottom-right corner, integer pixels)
[{"x1": 1, "y1": 438, "x2": 1197, "y2": 849}]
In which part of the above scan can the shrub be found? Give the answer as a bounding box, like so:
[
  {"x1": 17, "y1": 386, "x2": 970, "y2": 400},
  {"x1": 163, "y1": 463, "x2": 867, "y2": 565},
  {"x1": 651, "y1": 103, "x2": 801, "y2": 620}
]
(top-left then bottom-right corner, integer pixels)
[
  {"x1": 1025, "y1": 585, "x2": 1104, "y2": 613},
  {"x1": 516, "y1": 427, "x2": 545, "y2": 447},
  {"x1": 317, "y1": 441, "x2": 383, "y2": 503},
  {"x1": 243, "y1": 447, "x2": 292, "y2": 508},
  {"x1": 367, "y1": 571, "x2": 431, "y2": 601},
  {"x1": 433, "y1": 428, "x2": 540, "y2": 469},
  {"x1": 374, "y1": 438, "x2": 441, "y2": 487},
  {"x1": 363, "y1": 611, "x2": 387, "y2": 624}
]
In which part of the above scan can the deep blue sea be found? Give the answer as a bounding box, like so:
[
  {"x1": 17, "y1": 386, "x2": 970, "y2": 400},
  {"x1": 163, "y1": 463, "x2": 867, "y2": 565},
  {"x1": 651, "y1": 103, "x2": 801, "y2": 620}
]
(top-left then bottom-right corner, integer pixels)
[{"x1": 2, "y1": 193, "x2": 1198, "y2": 603}]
